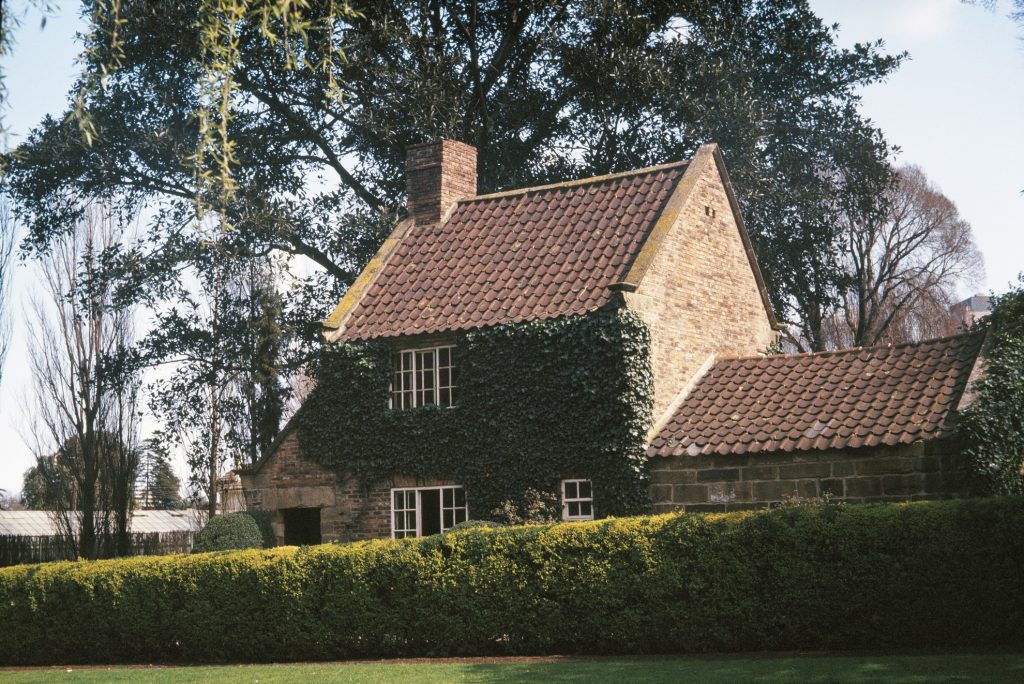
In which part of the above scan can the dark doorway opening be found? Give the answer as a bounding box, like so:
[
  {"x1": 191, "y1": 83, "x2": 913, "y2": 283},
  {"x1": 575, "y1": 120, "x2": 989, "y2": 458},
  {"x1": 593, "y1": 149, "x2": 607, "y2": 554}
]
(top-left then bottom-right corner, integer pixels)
[
  {"x1": 419, "y1": 489, "x2": 442, "y2": 536},
  {"x1": 282, "y1": 507, "x2": 322, "y2": 546}
]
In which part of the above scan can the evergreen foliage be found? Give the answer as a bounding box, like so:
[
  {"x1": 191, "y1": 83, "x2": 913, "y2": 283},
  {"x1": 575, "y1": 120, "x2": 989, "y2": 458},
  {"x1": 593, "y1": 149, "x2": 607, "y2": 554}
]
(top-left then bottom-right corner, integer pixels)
[
  {"x1": 296, "y1": 310, "x2": 653, "y2": 520},
  {"x1": 960, "y1": 277, "x2": 1024, "y2": 493},
  {"x1": 2, "y1": 498, "x2": 1023, "y2": 664},
  {"x1": 191, "y1": 512, "x2": 264, "y2": 553},
  {"x1": 136, "y1": 440, "x2": 184, "y2": 510}
]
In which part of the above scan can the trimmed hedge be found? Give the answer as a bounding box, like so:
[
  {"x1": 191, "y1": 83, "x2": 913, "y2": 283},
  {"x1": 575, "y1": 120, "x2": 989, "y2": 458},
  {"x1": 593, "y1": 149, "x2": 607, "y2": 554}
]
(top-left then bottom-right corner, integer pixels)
[
  {"x1": 191, "y1": 513, "x2": 264, "y2": 553},
  {"x1": 2, "y1": 498, "x2": 1023, "y2": 664}
]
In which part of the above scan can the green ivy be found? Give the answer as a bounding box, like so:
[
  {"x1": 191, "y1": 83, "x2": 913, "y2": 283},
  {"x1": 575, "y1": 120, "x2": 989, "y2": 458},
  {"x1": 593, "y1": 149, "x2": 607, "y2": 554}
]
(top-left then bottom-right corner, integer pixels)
[
  {"x1": 296, "y1": 310, "x2": 654, "y2": 519},
  {"x1": 960, "y1": 277, "x2": 1024, "y2": 494}
]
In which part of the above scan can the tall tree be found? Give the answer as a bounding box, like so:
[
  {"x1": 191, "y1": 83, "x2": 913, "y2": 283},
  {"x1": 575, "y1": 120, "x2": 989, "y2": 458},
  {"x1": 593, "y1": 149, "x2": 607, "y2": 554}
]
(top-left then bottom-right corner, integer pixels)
[
  {"x1": 0, "y1": 198, "x2": 12, "y2": 385},
  {"x1": 6, "y1": 0, "x2": 902, "y2": 335},
  {"x1": 136, "y1": 439, "x2": 184, "y2": 510},
  {"x1": 4, "y1": 0, "x2": 906, "y2": 501},
  {"x1": 25, "y1": 204, "x2": 141, "y2": 559},
  {"x1": 822, "y1": 165, "x2": 985, "y2": 349}
]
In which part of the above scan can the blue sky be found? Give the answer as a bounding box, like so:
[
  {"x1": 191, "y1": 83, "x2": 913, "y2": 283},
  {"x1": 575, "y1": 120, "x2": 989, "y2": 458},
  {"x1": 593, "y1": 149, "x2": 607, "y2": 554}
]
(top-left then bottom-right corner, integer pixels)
[{"x1": 0, "y1": 0, "x2": 1022, "y2": 495}]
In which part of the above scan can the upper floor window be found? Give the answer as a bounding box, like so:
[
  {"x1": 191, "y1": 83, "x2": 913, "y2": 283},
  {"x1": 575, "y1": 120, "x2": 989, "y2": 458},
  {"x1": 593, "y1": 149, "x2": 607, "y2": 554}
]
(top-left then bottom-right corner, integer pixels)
[
  {"x1": 562, "y1": 479, "x2": 594, "y2": 521},
  {"x1": 390, "y1": 346, "x2": 457, "y2": 409}
]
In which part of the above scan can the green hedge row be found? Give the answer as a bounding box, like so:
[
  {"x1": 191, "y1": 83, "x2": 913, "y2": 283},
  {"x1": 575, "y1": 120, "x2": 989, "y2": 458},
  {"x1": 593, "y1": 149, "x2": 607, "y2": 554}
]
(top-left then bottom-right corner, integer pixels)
[{"x1": 2, "y1": 498, "x2": 1023, "y2": 664}]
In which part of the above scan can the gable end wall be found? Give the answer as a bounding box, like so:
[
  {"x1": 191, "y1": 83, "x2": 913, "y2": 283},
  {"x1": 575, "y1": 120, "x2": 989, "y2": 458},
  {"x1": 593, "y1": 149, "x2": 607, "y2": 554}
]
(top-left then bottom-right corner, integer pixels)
[{"x1": 624, "y1": 160, "x2": 776, "y2": 419}]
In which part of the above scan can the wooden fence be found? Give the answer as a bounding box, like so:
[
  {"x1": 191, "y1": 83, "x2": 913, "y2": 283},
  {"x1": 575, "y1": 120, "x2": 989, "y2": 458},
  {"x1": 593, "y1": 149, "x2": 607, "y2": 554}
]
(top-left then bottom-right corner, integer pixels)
[{"x1": 0, "y1": 530, "x2": 195, "y2": 567}]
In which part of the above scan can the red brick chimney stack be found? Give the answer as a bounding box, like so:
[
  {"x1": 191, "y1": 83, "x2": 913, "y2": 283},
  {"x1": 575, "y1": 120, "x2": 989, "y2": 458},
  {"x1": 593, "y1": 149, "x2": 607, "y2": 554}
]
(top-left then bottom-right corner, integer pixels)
[{"x1": 405, "y1": 139, "x2": 478, "y2": 225}]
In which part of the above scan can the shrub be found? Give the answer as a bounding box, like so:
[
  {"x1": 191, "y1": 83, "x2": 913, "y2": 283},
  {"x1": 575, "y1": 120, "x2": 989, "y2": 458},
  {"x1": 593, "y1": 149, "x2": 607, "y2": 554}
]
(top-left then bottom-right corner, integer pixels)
[
  {"x1": 191, "y1": 512, "x2": 264, "y2": 553},
  {"x1": 1, "y1": 498, "x2": 1023, "y2": 664},
  {"x1": 960, "y1": 277, "x2": 1024, "y2": 494},
  {"x1": 444, "y1": 519, "x2": 503, "y2": 532},
  {"x1": 244, "y1": 510, "x2": 277, "y2": 548}
]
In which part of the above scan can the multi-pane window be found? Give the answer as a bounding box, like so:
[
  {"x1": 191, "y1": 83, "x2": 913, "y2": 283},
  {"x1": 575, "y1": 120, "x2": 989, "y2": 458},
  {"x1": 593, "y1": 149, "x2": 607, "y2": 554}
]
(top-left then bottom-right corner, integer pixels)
[
  {"x1": 390, "y1": 486, "x2": 468, "y2": 538},
  {"x1": 442, "y1": 487, "x2": 467, "y2": 530},
  {"x1": 392, "y1": 489, "x2": 418, "y2": 538},
  {"x1": 562, "y1": 479, "x2": 594, "y2": 521},
  {"x1": 390, "y1": 346, "x2": 456, "y2": 409}
]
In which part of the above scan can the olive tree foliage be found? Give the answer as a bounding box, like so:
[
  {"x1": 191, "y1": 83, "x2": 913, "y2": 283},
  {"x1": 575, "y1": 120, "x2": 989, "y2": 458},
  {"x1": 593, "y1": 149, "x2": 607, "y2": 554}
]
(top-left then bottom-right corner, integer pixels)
[
  {"x1": 819, "y1": 165, "x2": 985, "y2": 349},
  {"x1": 966, "y1": 1, "x2": 1024, "y2": 29},
  {"x1": 0, "y1": 1, "x2": 55, "y2": 144},
  {"x1": 24, "y1": 204, "x2": 142, "y2": 559}
]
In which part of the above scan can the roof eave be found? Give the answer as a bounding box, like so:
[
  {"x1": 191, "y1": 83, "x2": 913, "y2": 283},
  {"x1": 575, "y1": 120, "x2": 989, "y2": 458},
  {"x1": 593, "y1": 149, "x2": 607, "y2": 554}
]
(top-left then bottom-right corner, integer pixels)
[{"x1": 322, "y1": 217, "x2": 416, "y2": 341}]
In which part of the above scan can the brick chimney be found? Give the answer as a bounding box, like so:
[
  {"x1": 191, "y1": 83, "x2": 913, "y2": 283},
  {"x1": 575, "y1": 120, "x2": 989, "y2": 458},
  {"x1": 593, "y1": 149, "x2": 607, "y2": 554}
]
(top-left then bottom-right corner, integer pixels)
[{"x1": 405, "y1": 139, "x2": 477, "y2": 225}]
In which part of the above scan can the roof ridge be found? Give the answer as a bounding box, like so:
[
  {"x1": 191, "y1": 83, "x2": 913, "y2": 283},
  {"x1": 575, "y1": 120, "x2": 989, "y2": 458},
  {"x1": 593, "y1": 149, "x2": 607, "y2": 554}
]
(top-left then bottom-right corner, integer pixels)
[
  {"x1": 461, "y1": 160, "x2": 691, "y2": 203},
  {"x1": 716, "y1": 330, "x2": 985, "y2": 364}
]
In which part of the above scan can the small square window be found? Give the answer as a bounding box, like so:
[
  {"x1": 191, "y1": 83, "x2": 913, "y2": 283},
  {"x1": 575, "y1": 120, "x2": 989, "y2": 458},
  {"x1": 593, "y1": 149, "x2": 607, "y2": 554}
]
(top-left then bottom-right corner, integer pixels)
[{"x1": 562, "y1": 479, "x2": 594, "y2": 521}]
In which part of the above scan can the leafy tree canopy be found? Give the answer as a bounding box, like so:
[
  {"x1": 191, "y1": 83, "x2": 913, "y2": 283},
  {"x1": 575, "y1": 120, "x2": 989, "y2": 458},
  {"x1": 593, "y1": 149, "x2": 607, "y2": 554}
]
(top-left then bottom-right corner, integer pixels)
[{"x1": 6, "y1": 0, "x2": 903, "y2": 345}]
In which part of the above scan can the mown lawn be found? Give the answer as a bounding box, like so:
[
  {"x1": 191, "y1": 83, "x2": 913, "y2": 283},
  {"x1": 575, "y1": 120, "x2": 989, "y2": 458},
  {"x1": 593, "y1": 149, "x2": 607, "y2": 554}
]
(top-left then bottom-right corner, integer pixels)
[{"x1": 2, "y1": 654, "x2": 1023, "y2": 683}]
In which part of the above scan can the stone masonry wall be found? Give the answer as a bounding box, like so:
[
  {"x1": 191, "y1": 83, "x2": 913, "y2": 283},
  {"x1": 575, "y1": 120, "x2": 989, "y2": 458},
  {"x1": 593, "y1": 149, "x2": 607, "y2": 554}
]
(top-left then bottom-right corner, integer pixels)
[
  {"x1": 239, "y1": 430, "x2": 458, "y2": 544},
  {"x1": 624, "y1": 158, "x2": 776, "y2": 419},
  {"x1": 648, "y1": 439, "x2": 972, "y2": 513}
]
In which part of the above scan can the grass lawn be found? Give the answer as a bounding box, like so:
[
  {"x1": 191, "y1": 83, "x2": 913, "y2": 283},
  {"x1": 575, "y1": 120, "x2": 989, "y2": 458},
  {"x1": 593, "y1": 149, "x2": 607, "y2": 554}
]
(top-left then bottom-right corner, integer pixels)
[{"x1": 1, "y1": 654, "x2": 1023, "y2": 683}]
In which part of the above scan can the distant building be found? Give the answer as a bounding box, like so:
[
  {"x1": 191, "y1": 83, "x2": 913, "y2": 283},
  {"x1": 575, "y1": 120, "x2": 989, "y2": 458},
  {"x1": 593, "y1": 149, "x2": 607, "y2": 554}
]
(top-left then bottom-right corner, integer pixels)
[
  {"x1": 216, "y1": 470, "x2": 246, "y2": 514},
  {"x1": 953, "y1": 294, "x2": 992, "y2": 327},
  {"x1": 0, "y1": 509, "x2": 199, "y2": 565}
]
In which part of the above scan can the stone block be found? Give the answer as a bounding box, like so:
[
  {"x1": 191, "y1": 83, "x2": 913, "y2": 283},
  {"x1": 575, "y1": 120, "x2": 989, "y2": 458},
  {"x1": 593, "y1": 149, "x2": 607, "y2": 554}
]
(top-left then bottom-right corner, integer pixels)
[
  {"x1": 796, "y1": 479, "x2": 819, "y2": 499},
  {"x1": 673, "y1": 484, "x2": 708, "y2": 503},
  {"x1": 696, "y1": 468, "x2": 741, "y2": 483},
  {"x1": 819, "y1": 479, "x2": 844, "y2": 497},
  {"x1": 741, "y1": 465, "x2": 777, "y2": 481},
  {"x1": 857, "y1": 457, "x2": 914, "y2": 476},
  {"x1": 844, "y1": 477, "x2": 882, "y2": 498},
  {"x1": 649, "y1": 484, "x2": 672, "y2": 503},
  {"x1": 778, "y1": 462, "x2": 831, "y2": 480},
  {"x1": 752, "y1": 480, "x2": 796, "y2": 501},
  {"x1": 883, "y1": 474, "x2": 926, "y2": 496},
  {"x1": 650, "y1": 469, "x2": 698, "y2": 485},
  {"x1": 831, "y1": 461, "x2": 857, "y2": 477}
]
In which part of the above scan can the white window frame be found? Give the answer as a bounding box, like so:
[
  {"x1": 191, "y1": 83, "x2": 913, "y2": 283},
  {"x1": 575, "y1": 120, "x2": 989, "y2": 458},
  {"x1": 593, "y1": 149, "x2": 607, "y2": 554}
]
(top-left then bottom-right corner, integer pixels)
[
  {"x1": 389, "y1": 345, "x2": 456, "y2": 409},
  {"x1": 390, "y1": 485, "x2": 468, "y2": 538},
  {"x1": 562, "y1": 479, "x2": 594, "y2": 521}
]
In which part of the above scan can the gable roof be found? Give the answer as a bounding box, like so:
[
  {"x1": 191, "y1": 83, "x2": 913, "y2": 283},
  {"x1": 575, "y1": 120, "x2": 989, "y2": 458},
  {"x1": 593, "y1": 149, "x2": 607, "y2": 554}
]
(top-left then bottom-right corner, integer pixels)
[
  {"x1": 324, "y1": 144, "x2": 780, "y2": 342},
  {"x1": 647, "y1": 332, "x2": 986, "y2": 458}
]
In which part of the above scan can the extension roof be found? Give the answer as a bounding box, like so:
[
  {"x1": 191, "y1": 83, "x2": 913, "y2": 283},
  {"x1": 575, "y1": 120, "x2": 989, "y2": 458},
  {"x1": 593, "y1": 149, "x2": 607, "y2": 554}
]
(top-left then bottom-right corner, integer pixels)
[
  {"x1": 324, "y1": 146, "x2": 779, "y2": 341},
  {"x1": 648, "y1": 332, "x2": 986, "y2": 458}
]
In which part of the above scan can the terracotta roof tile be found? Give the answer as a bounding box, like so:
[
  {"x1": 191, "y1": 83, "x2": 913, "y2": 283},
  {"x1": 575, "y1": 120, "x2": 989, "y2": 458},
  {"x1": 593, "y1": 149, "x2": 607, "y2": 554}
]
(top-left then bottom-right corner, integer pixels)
[
  {"x1": 338, "y1": 163, "x2": 688, "y2": 340},
  {"x1": 648, "y1": 332, "x2": 985, "y2": 458}
]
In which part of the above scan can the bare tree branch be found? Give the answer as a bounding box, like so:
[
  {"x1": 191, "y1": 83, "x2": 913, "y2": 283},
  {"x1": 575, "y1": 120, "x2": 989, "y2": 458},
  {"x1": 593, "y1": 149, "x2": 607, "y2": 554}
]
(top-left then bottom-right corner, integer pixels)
[
  {"x1": 26, "y1": 204, "x2": 141, "y2": 559},
  {"x1": 825, "y1": 165, "x2": 985, "y2": 348}
]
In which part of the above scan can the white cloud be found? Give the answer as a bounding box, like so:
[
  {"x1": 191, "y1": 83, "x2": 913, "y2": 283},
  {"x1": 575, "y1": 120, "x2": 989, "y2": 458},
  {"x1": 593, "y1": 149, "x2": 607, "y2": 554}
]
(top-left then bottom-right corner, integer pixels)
[{"x1": 889, "y1": 0, "x2": 960, "y2": 43}]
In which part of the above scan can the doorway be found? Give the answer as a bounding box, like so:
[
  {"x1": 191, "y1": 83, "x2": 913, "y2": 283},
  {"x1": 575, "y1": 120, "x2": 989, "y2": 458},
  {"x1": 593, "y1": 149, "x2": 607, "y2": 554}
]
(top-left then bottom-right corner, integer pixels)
[{"x1": 282, "y1": 507, "x2": 322, "y2": 546}]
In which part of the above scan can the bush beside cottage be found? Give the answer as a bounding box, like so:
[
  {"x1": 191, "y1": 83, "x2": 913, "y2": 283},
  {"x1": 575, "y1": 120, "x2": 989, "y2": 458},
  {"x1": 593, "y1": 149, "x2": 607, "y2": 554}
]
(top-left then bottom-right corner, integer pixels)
[{"x1": 2, "y1": 497, "x2": 1023, "y2": 664}]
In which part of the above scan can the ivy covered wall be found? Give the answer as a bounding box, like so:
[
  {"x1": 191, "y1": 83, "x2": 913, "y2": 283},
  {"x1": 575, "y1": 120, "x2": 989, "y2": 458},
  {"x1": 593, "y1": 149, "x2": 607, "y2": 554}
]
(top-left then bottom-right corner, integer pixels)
[{"x1": 295, "y1": 310, "x2": 654, "y2": 520}]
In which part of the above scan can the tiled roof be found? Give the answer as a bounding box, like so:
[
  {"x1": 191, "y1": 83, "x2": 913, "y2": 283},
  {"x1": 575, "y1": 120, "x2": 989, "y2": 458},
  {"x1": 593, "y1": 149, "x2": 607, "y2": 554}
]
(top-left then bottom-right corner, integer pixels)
[
  {"x1": 648, "y1": 332, "x2": 986, "y2": 457},
  {"x1": 337, "y1": 163, "x2": 689, "y2": 340}
]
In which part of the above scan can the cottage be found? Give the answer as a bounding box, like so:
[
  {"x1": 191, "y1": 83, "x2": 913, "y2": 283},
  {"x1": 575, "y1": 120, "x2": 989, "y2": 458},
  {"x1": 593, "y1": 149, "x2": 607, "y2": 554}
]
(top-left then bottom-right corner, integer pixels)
[{"x1": 238, "y1": 139, "x2": 984, "y2": 545}]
